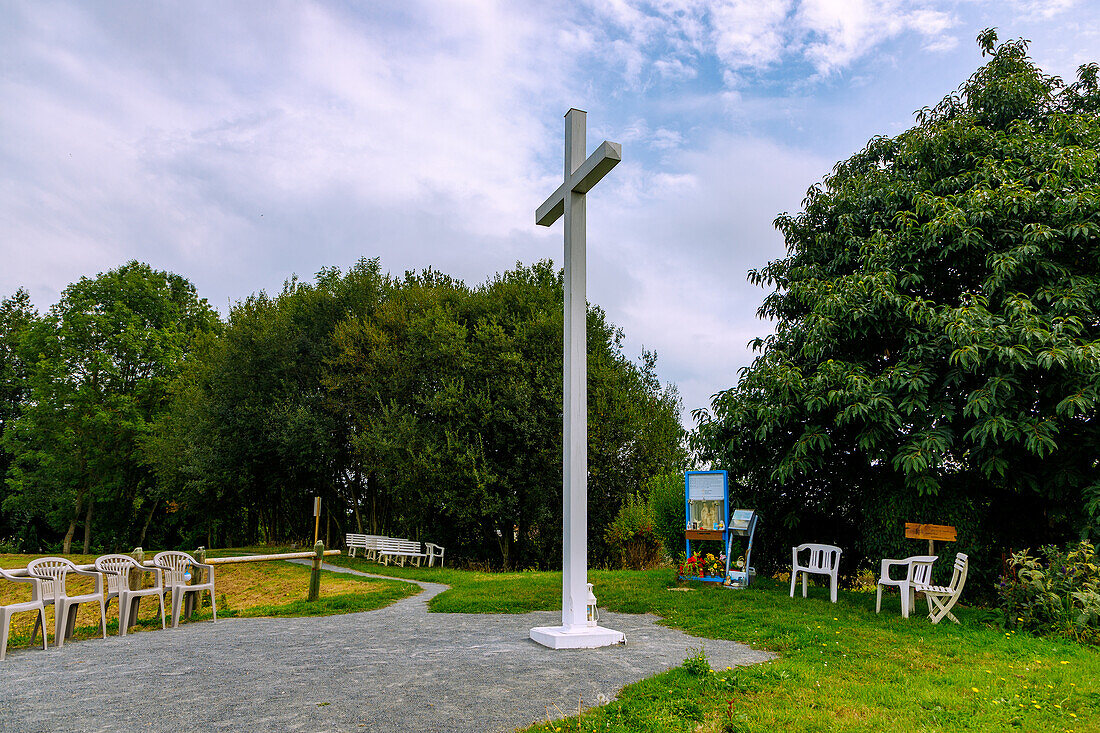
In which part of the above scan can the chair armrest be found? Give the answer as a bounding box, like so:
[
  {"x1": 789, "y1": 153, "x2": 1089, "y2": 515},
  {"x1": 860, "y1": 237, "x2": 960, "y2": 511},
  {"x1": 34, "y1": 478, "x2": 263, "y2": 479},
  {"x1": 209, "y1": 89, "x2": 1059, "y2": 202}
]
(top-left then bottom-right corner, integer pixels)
[
  {"x1": 74, "y1": 567, "x2": 105, "y2": 594},
  {"x1": 140, "y1": 565, "x2": 165, "y2": 587},
  {"x1": 193, "y1": 562, "x2": 215, "y2": 584},
  {"x1": 879, "y1": 558, "x2": 910, "y2": 582},
  {"x1": 0, "y1": 571, "x2": 43, "y2": 597},
  {"x1": 0, "y1": 569, "x2": 38, "y2": 585}
]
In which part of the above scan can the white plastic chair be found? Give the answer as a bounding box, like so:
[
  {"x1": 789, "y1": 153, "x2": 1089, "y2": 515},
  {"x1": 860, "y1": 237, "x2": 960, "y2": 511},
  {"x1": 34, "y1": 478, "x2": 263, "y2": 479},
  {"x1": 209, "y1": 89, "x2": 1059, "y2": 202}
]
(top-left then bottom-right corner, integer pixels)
[
  {"x1": 153, "y1": 551, "x2": 216, "y2": 628},
  {"x1": 26, "y1": 557, "x2": 107, "y2": 647},
  {"x1": 426, "y1": 543, "x2": 445, "y2": 567},
  {"x1": 913, "y1": 553, "x2": 968, "y2": 624},
  {"x1": 0, "y1": 567, "x2": 49, "y2": 661},
  {"x1": 876, "y1": 555, "x2": 937, "y2": 619},
  {"x1": 790, "y1": 543, "x2": 842, "y2": 603},
  {"x1": 95, "y1": 554, "x2": 167, "y2": 636}
]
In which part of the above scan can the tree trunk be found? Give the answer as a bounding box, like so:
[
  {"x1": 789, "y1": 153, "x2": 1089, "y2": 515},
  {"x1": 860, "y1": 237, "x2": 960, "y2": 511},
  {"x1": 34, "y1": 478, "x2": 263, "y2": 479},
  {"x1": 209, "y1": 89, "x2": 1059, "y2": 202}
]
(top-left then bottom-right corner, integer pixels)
[
  {"x1": 138, "y1": 500, "x2": 157, "y2": 547},
  {"x1": 82, "y1": 499, "x2": 93, "y2": 554},
  {"x1": 62, "y1": 520, "x2": 76, "y2": 556},
  {"x1": 63, "y1": 490, "x2": 85, "y2": 555},
  {"x1": 350, "y1": 468, "x2": 364, "y2": 533},
  {"x1": 496, "y1": 524, "x2": 512, "y2": 570}
]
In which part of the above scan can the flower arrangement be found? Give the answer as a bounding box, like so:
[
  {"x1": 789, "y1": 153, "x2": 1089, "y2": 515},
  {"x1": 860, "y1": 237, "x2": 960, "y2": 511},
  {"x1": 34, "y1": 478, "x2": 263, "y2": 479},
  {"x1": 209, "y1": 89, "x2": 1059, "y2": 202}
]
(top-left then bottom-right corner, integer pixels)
[{"x1": 679, "y1": 552, "x2": 726, "y2": 579}]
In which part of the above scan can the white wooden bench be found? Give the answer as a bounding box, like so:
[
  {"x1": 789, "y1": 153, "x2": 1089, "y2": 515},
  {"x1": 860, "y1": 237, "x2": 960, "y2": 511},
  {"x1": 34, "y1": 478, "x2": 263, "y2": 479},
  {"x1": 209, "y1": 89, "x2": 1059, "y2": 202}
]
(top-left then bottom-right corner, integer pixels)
[
  {"x1": 346, "y1": 534, "x2": 388, "y2": 561},
  {"x1": 345, "y1": 534, "x2": 366, "y2": 557},
  {"x1": 377, "y1": 538, "x2": 427, "y2": 567}
]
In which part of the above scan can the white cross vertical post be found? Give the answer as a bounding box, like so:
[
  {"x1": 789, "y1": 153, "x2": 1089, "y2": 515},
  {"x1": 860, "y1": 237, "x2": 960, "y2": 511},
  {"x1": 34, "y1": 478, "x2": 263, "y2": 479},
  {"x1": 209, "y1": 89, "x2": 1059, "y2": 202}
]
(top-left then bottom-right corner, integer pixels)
[{"x1": 530, "y1": 108, "x2": 625, "y2": 649}]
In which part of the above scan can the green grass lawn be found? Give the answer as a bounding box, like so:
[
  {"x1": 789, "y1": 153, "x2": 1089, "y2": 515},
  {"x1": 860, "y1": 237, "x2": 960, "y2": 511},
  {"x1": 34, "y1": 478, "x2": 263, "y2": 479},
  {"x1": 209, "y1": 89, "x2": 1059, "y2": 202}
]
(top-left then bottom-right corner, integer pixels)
[{"x1": 332, "y1": 556, "x2": 1099, "y2": 732}]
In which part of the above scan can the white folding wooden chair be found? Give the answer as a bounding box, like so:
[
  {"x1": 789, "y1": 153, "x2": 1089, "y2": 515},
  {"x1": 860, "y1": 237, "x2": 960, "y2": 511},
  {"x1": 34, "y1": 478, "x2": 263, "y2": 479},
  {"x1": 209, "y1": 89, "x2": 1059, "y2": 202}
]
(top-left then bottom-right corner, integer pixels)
[
  {"x1": 876, "y1": 555, "x2": 937, "y2": 618},
  {"x1": 26, "y1": 557, "x2": 107, "y2": 648},
  {"x1": 0, "y1": 567, "x2": 49, "y2": 660},
  {"x1": 913, "y1": 553, "x2": 968, "y2": 624},
  {"x1": 790, "y1": 543, "x2": 842, "y2": 603},
  {"x1": 95, "y1": 554, "x2": 167, "y2": 635}
]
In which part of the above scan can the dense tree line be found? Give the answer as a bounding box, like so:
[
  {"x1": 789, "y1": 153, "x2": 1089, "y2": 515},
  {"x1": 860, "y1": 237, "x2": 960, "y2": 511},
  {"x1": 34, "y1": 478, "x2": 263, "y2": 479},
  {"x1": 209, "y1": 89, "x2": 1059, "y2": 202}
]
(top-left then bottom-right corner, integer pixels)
[
  {"x1": 1, "y1": 258, "x2": 685, "y2": 567},
  {"x1": 694, "y1": 32, "x2": 1100, "y2": 590}
]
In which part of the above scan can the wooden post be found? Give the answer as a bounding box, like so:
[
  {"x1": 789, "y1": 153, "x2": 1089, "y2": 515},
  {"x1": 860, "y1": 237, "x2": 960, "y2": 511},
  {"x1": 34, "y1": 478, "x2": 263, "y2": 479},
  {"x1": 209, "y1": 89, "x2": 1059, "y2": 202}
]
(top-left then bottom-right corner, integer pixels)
[
  {"x1": 308, "y1": 540, "x2": 323, "y2": 602},
  {"x1": 186, "y1": 546, "x2": 206, "y2": 619},
  {"x1": 129, "y1": 547, "x2": 144, "y2": 629},
  {"x1": 313, "y1": 497, "x2": 321, "y2": 546}
]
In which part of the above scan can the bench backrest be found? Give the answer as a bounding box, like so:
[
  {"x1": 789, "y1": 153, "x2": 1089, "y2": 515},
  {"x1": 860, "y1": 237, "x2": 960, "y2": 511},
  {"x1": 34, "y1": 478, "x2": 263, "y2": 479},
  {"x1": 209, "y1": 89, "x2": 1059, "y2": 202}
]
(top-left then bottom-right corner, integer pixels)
[{"x1": 378, "y1": 538, "x2": 423, "y2": 554}]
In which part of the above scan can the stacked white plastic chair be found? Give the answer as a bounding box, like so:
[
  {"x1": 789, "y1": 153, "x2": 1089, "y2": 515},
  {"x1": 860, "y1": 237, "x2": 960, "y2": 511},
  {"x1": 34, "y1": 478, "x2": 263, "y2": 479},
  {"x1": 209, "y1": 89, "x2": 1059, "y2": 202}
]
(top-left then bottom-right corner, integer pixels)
[
  {"x1": 0, "y1": 567, "x2": 49, "y2": 660},
  {"x1": 95, "y1": 554, "x2": 167, "y2": 635},
  {"x1": 790, "y1": 543, "x2": 843, "y2": 603},
  {"x1": 154, "y1": 551, "x2": 217, "y2": 628},
  {"x1": 26, "y1": 557, "x2": 107, "y2": 647}
]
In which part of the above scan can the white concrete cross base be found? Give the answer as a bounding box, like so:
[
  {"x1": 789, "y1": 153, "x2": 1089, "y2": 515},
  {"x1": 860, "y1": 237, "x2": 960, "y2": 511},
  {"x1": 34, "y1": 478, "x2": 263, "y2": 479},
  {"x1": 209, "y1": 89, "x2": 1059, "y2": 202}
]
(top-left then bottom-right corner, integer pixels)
[{"x1": 530, "y1": 624, "x2": 626, "y2": 649}]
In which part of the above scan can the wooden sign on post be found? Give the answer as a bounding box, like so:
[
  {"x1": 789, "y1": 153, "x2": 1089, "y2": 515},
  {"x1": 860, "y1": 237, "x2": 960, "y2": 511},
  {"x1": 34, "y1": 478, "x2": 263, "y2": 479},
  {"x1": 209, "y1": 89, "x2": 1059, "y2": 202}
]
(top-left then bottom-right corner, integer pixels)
[{"x1": 905, "y1": 523, "x2": 957, "y2": 555}]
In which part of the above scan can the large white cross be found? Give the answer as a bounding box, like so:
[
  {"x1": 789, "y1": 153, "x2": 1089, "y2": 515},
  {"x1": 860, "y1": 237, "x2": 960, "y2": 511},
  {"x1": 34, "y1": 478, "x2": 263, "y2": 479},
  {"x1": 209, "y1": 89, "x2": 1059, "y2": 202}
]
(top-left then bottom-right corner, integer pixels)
[{"x1": 530, "y1": 109, "x2": 625, "y2": 649}]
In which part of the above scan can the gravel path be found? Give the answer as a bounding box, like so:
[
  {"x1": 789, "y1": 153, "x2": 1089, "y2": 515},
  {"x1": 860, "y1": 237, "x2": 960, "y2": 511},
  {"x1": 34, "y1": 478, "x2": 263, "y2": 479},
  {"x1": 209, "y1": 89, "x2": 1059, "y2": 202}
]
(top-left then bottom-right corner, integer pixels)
[{"x1": 0, "y1": 562, "x2": 774, "y2": 733}]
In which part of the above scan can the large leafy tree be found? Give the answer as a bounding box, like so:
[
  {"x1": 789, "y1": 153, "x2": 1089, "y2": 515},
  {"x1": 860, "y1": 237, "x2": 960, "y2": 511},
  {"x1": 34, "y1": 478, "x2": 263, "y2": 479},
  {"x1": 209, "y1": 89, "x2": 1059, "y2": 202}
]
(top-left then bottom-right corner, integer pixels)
[
  {"x1": 145, "y1": 258, "x2": 388, "y2": 548},
  {"x1": 695, "y1": 32, "x2": 1100, "y2": 587},
  {"x1": 326, "y1": 260, "x2": 686, "y2": 568},
  {"x1": 3, "y1": 262, "x2": 219, "y2": 553},
  {"x1": 0, "y1": 289, "x2": 38, "y2": 544}
]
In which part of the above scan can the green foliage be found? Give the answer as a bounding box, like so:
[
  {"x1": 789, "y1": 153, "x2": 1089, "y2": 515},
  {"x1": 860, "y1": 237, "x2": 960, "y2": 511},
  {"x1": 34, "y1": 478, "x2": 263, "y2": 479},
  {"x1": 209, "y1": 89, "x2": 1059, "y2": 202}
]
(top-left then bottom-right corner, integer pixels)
[
  {"x1": 605, "y1": 492, "x2": 661, "y2": 569},
  {"x1": 999, "y1": 541, "x2": 1100, "y2": 644},
  {"x1": 145, "y1": 259, "x2": 684, "y2": 567},
  {"x1": 681, "y1": 645, "x2": 711, "y2": 676},
  {"x1": 2, "y1": 262, "x2": 219, "y2": 553},
  {"x1": 695, "y1": 32, "x2": 1100, "y2": 588},
  {"x1": 648, "y1": 471, "x2": 686, "y2": 560},
  {"x1": 0, "y1": 290, "x2": 37, "y2": 546}
]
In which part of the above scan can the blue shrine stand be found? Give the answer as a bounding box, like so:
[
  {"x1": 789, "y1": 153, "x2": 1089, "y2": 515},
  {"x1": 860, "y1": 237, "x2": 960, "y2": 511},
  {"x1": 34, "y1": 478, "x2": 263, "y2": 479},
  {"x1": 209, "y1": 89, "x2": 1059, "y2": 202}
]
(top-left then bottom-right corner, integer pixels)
[{"x1": 682, "y1": 470, "x2": 759, "y2": 588}]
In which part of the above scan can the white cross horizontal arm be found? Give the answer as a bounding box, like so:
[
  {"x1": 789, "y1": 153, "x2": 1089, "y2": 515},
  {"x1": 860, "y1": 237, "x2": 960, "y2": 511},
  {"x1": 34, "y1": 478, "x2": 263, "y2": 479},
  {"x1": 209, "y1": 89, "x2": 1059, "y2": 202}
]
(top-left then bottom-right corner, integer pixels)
[{"x1": 535, "y1": 141, "x2": 622, "y2": 227}]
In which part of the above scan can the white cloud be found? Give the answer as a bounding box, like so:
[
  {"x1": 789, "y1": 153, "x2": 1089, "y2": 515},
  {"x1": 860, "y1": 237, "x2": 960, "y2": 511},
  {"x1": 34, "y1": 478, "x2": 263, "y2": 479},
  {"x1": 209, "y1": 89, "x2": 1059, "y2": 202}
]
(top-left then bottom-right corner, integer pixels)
[
  {"x1": 585, "y1": 134, "x2": 831, "y2": 420},
  {"x1": 1010, "y1": 0, "x2": 1078, "y2": 20},
  {"x1": 654, "y1": 56, "x2": 698, "y2": 80},
  {"x1": 797, "y1": 0, "x2": 956, "y2": 77},
  {"x1": 711, "y1": 0, "x2": 794, "y2": 71}
]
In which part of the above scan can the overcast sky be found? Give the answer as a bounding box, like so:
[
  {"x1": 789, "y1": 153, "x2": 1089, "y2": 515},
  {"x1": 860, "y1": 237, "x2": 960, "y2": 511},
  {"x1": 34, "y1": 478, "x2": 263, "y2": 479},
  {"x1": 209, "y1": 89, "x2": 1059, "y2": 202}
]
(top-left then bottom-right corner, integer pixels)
[{"x1": 1, "y1": 1, "x2": 1097, "y2": 424}]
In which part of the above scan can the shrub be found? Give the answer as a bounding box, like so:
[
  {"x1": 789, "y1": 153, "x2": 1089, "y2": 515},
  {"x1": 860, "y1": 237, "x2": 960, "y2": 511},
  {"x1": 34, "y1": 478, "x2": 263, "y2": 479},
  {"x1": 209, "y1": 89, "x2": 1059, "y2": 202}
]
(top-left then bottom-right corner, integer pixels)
[
  {"x1": 648, "y1": 472, "x2": 685, "y2": 559},
  {"x1": 998, "y1": 541, "x2": 1100, "y2": 645},
  {"x1": 605, "y1": 492, "x2": 662, "y2": 569}
]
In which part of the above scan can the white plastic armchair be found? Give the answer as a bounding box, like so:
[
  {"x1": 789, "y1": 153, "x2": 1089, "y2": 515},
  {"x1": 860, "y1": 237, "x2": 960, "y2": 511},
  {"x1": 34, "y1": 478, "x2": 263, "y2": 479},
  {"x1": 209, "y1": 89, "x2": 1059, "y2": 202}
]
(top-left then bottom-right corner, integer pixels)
[
  {"x1": 95, "y1": 554, "x2": 167, "y2": 636},
  {"x1": 790, "y1": 543, "x2": 842, "y2": 603},
  {"x1": 426, "y1": 543, "x2": 445, "y2": 567},
  {"x1": 26, "y1": 557, "x2": 107, "y2": 648},
  {"x1": 0, "y1": 567, "x2": 49, "y2": 661},
  {"x1": 153, "y1": 551, "x2": 216, "y2": 628},
  {"x1": 875, "y1": 555, "x2": 937, "y2": 619},
  {"x1": 913, "y1": 553, "x2": 969, "y2": 624}
]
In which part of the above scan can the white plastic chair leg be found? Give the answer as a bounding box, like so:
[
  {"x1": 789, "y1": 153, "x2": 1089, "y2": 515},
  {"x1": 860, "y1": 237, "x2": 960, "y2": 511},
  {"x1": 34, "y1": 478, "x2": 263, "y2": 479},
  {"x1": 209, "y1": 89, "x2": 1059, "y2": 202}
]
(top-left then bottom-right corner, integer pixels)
[
  {"x1": 789, "y1": 571, "x2": 798, "y2": 598},
  {"x1": 118, "y1": 594, "x2": 129, "y2": 637},
  {"x1": 55, "y1": 602, "x2": 69, "y2": 648},
  {"x1": 209, "y1": 589, "x2": 217, "y2": 623},
  {"x1": 1, "y1": 608, "x2": 9, "y2": 661},
  {"x1": 171, "y1": 589, "x2": 184, "y2": 628},
  {"x1": 829, "y1": 574, "x2": 838, "y2": 603},
  {"x1": 802, "y1": 572, "x2": 809, "y2": 598},
  {"x1": 875, "y1": 584, "x2": 883, "y2": 613}
]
